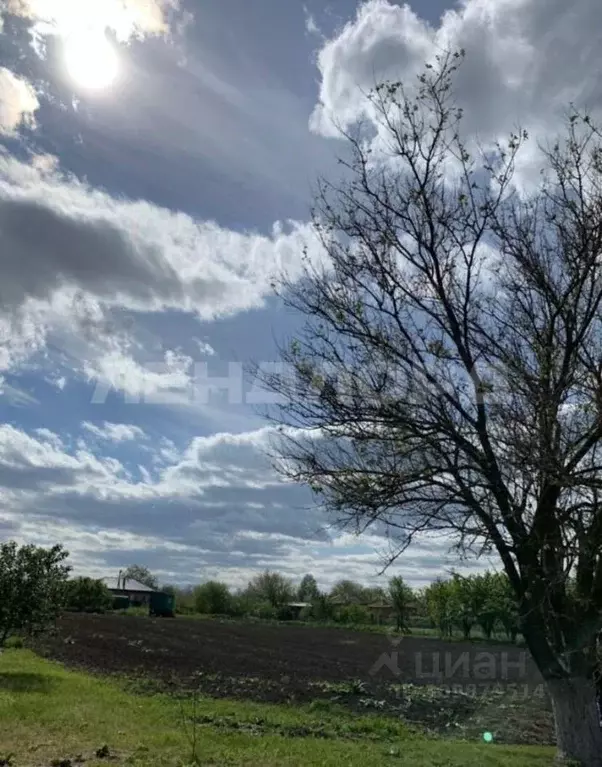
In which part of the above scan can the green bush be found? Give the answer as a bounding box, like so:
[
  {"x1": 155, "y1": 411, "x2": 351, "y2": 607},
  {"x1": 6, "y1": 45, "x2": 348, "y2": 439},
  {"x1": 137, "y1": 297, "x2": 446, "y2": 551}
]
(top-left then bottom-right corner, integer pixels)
[
  {"x1": 298, "y1": 605, "x2": 314, "y2": 622},
  {"x1": 193, "y1": 581, "x2": 232, "y2": 615},
  {"x1": 227, "y1": 595, "x2": 249, "y2": 617},
  {"x1": 252, "y1": 601, "x2": 278, "y2": 620},
  {"x1": 66, "y1": 577, "x2": 113, "y2": 613},
  {"x1": 244, "y1": 571, "x2": 294, "y2": 608},
  {"x1": 0, "y1": 542, "x2": 70, "y2": 647},
  {"x1": 335, "y1": 605, "x2": 371, "y2": 625}
]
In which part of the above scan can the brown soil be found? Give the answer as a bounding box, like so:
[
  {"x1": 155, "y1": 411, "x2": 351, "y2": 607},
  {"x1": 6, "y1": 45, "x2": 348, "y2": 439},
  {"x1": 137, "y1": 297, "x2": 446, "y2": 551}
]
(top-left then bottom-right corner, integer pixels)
[{"x1": 32, "y1": 613, "x2": 553, "y2": 745}]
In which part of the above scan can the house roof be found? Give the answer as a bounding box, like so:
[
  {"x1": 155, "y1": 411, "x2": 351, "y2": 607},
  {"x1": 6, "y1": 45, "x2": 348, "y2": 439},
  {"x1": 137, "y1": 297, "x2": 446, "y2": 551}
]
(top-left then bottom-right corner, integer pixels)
[{"x1": 102, "y1": 577, "x2": 154, "y2": 593}]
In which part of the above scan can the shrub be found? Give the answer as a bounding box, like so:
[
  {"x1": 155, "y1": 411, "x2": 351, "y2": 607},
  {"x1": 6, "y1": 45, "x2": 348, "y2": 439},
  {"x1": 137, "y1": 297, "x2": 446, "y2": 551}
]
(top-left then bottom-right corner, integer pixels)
[
  {"x1": 65, "y1": 577, "x2": 113, "y2": 613},
  {"x1": 335, "y1": 605, "x2": 371, "y2": 625},
  {"x1": 252, "y1": 601, "x2": 278, "y2": 620},
  {"x1": 193, "y1": 581, "x2": 232, "y2": 615},
  {"x1": 244, "y1": 571, "x2": 294, "y2": 608},
  {"x1": 0, "y1": 542, "x2": 70, "y2": 647},
  {"x1": 298, "y1": 605, "x2": 314, "y2": 622}
]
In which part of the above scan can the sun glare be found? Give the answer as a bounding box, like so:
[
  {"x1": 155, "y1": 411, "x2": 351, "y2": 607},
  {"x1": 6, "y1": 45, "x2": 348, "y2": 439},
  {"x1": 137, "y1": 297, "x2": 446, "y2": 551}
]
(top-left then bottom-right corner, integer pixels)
[{"x1": 64, "y1": 32, "x2": 120, "y2": 91}]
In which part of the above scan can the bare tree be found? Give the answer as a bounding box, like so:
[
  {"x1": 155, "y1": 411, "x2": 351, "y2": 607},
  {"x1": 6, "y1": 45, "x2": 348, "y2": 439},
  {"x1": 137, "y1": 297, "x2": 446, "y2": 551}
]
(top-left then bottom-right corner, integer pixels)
[{"x1": 258, "y1": 51, "x2": 602, "y2": 764}]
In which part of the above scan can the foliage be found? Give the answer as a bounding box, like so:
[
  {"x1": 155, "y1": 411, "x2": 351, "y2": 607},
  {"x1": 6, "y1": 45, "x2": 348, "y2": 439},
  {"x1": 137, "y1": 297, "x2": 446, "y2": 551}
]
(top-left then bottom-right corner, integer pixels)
[
  {"x1": 193, "y1": 581, "x2": 232, "y2": 615},
  {"x1": 0, "y1": 542, "x2": 70, "y2": 646},
  {"x1": 447, "y1": 574, "x2": 477, "y2": 640},
  {"x1": 257, "y1": 49, "x2": 602, "y2": 760},
  {"x1": 335, "y1": 604, "x2": 372, "y2": 625},
  {"x1": 471, "y1": 573, "x2": 502, "y2": 640},
  {"x1": 244, "y1": 571, "x2": 295, "y2": 608},
  {"x1": 251, "y1": 601, "x2": 278, "y2": 621},
  {"x1": 310, "y1": 593, "x2": 336, "y2": 622},
  {"x1": 492, "y1": 573, "x2": 521, "y2": 643},
  {"x1": 329, "y1": 579, "x2": 371, "y2": 605},
  {"x1": 171, "y1": 586, "x2": 196, "y2": 614},
  {"x1": 65, "y1": 577, "x2": 112, "y2": 614},
  {"x1": 425, "y1": 579, "x2": 455, "y2": 639},
  {"x1": 297, "y1": 574, "x2": 321, "y2": 602},
  {"x1": 388, "y1": 576, "x2": 414, "y2": 633},
  {"x1": 123, "y1": 565, "x2": 158, "y2": 590}
]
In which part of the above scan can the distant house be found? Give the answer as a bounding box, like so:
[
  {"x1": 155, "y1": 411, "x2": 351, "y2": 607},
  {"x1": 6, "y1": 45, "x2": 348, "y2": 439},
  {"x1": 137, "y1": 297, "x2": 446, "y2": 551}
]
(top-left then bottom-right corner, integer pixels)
[{"x1": 103, "y1": 576, "x2": 154, "y2": 606}]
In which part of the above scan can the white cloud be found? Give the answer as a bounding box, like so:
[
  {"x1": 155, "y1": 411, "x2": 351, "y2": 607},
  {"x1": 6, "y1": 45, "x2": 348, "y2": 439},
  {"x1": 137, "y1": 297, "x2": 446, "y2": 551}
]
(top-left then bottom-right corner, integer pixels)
[
  {"x1": 5, "y1": 0, "x2": 179, "y2": 41},
  {"x1": 0, "y1": 422, "x2": 490, "y2": 586},
  {"x1": 304, "y1": 6, "x2": 321, "y2": 38},
  {"x1": 0, "y1": 154, "x2": 319, "y2": 384},
  {"x1": 0, "y1": 67, "x2": 39, "y2": 134},
  {"x1": 0, "y1": 379, "x2": 39, "y2": 406},
  {"x1": 310, "y1": 1, "x2": 432, "y2": 138},
  {"x1": 194, "y1": 339, "x2": 216, "y2": 357},
  {"x1": 0, "y1": 154, "x2": 315, "y2": 317},
  {"x1": 311, "y1": 0, "x2": 602, "y2": 188},
  {"x1": 82, "y1": 421, "x2": 146, "y2": 443}
]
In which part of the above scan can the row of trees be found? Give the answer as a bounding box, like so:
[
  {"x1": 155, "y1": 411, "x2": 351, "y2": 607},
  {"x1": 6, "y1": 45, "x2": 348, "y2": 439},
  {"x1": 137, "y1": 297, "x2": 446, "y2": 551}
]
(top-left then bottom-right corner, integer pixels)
[
  {"x1": 158, "y1": 567, "x2": 518, "y2": 639},
  {"x1": 0, "y1": 540, "x2": 522, "y2": 646},
  {"x1": 424, "y1": 572, "x2": 519, "y2": 642},
  {"x1": 162, "y1": 571, "x2": 413, "y2": 625}
]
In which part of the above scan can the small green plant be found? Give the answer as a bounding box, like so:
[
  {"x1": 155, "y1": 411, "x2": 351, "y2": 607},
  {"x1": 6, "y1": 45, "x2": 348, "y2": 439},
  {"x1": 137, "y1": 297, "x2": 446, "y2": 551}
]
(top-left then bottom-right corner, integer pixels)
[{"x1": 178, "y1": 689, "x2": 201, "y2": 765}]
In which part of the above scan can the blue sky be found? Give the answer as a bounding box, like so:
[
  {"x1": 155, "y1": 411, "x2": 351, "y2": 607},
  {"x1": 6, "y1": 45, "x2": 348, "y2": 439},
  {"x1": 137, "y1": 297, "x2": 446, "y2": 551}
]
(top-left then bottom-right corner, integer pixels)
[{"x1": 0, "y1": 0, "x2": 597, "y2": 590}]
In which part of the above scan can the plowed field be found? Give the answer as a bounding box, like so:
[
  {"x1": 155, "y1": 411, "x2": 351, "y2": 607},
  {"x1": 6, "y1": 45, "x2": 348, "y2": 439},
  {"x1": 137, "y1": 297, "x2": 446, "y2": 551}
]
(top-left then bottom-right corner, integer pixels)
[{"x1": 32, "y1": 614, "x2": 553, "y2": 745}]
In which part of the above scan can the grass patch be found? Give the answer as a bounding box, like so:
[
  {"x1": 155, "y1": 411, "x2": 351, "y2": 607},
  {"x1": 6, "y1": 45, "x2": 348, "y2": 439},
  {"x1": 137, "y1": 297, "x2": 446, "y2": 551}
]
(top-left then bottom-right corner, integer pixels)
[{"x1": 0, "y1": 650, "x2": 554, "y2": 766}]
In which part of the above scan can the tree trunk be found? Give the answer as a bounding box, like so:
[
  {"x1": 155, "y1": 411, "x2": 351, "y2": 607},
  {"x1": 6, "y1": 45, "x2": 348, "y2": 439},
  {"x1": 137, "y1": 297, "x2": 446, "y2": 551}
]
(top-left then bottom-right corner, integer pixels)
[{"x1": 546, "y1": 677, "x2": 602, "y2": 766}]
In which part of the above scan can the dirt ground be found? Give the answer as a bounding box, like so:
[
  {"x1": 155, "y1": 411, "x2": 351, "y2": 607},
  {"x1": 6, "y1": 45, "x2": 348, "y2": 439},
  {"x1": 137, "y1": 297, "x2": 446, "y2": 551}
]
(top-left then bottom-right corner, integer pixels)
[{"x1": 32, "y1": 614, "x2": 553, "y2": 745}]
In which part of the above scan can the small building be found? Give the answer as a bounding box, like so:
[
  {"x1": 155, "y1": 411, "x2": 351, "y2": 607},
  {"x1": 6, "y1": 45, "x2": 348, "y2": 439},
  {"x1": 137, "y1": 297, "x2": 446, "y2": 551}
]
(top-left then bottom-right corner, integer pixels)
[{"x1": 103, "y1": 575, "x2": 154, "y2": 607}]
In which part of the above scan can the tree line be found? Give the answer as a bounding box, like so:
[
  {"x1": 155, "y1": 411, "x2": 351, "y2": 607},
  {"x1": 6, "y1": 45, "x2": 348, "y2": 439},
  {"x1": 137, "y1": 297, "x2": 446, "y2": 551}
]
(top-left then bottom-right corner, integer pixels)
[
  {"x1": 0, "y1": 539, "x2": 524, "y2": 647},
  {"x1": 104, "y1": 562, "x2": 520, "y2": 640}
]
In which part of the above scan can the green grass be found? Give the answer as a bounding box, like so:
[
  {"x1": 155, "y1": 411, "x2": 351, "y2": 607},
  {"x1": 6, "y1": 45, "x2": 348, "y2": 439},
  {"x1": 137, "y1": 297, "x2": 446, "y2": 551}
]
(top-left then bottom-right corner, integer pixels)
[{"x1": 0, "y1": 650, "x2": 554, "y2": 766}]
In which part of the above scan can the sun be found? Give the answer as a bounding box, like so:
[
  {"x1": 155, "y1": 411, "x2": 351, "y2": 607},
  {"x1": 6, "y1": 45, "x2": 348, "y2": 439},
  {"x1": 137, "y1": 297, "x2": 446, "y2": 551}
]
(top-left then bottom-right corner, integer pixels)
[{"x1": 64, "y1": 32, "x2": 120, "y2": 92}]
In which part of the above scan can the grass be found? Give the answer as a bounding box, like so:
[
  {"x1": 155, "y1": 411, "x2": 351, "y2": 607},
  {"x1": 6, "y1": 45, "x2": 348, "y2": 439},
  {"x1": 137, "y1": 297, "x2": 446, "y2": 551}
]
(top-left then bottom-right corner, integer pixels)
[{"x1": 0, "y1": 650, "x2": 555, "y2": 766}]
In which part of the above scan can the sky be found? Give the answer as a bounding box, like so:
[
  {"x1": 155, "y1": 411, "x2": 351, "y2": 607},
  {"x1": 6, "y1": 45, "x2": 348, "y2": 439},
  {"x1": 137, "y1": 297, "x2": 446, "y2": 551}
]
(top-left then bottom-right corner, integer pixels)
[{"x1": 0, "y1": 0, "x2": 598, "y2": 591}]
